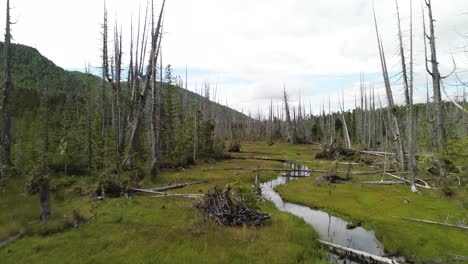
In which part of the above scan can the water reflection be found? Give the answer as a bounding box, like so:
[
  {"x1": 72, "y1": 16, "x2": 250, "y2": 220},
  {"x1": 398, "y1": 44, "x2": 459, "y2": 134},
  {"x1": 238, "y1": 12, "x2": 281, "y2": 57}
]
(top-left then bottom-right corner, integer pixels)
[{"x1": 261, "y1": 163, "x2": 384, "y2": 264}]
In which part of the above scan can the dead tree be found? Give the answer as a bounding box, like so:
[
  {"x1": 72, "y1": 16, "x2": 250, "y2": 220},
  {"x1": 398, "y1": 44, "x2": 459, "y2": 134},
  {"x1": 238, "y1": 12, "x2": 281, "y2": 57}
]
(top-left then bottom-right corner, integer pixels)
[
  {"x1": 2, "y1": 0, "x2": 12, "y2": 167},
  {"x1": 150, "y1": 1, "x2": 163, "y2": 177},
  {"x1": 283, "y1": 88, "x2": 298, "y2": 144},
  {"x1": 423, "y1": 0, "x2": 452, "y2": 179},
  {"x1": 123, "y1": 0, "x2": 165, "y2": 169},
  {"x1": 395, "y1": 0, "x2": 417, "y2": 191},
  {"x1": 373, "y1": 6, "x2": 405, "y2": 170},
  {"x1": 340, "y1": 91, "x2": 352, "y2": 149}
]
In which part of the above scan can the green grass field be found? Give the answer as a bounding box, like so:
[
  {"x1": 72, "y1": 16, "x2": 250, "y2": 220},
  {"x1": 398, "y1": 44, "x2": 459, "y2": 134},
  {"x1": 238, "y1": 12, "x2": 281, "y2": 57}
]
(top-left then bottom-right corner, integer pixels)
[{"x1": 0, "y1": 142, "x2": 466, "y2": 263}]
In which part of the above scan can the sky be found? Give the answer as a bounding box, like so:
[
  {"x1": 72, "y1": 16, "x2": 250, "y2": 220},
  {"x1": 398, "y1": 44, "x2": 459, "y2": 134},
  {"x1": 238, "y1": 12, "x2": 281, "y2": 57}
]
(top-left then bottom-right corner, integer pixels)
[{"x1": 1, "y1": 0, "x2": 468, "y2": 115}]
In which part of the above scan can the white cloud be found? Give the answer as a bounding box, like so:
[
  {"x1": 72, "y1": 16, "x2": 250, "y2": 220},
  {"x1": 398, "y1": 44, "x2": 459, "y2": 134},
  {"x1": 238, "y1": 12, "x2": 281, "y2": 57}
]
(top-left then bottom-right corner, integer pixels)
[{"x1": 0, "y1": 0, "x2": 467, "y2": 114}]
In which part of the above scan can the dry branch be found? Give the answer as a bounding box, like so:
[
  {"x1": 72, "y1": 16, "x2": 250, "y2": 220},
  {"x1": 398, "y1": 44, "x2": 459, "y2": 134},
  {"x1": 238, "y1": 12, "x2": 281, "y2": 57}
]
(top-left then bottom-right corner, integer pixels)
[
  {"x1": 129, "y1": 188, "x2": 203, "y2": 199},
  {"x1": 196, "y1": 187, "x2": 270, "y2": 226},
  {"x1": 385, "y1": 173, "x2": 432, "y2": 189},
  {"x1": 393, "y1": 216, "x2": 468, "y2": 230},
  {"x1": 356, "y1": 181, "x2": 406, "y2": 185},
  {"x1": 0, "y1": 233, "x2": 23, "y2": 249},
  {"x1": 230, "y1": 156, "x2": 287, "y2": 163},
  {"x1": 224, "y1": 167, "x2": 396, "y2": 176},
  {"x1": 149, "y1": 180, "x2": 208, "y2": 192},
  {"x1": 318, "y1": 239, "x2": 401, "y2": 264}
]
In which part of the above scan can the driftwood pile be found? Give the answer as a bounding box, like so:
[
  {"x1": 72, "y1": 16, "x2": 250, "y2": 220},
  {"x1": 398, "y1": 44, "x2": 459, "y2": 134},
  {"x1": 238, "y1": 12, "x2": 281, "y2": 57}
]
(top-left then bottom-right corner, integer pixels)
[
  {"x1": 196, "y1": 186, "x2": 270, "y2": 226},
  {"x1": 316, "y1": 145, "x2": 356, "y2": 160}
]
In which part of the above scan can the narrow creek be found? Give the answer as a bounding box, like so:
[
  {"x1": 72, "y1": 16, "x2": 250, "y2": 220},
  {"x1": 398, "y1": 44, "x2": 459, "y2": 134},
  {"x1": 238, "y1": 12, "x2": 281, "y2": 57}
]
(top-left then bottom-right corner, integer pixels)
[{"x1": 260, "y1": 163, "x2": 385, "y2": 264}]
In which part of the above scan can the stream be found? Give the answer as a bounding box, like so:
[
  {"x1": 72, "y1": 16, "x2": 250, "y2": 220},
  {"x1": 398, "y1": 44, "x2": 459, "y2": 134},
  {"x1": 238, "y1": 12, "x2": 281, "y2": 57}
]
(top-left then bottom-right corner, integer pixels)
[{"x1": 261, "y1": 163, "x2": 385, "y2": 264}]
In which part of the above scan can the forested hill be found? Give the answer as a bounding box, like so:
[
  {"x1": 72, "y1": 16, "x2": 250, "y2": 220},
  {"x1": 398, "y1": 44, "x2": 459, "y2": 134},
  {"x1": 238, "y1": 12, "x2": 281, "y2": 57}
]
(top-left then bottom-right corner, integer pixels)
[{"x1": 0, "y1": 42, "x2": 249, "y2": 121}]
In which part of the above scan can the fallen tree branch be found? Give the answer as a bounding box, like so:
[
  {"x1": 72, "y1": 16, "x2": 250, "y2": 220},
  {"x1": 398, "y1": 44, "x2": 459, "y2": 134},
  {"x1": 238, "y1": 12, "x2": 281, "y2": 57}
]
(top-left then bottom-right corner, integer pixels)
[
  {"x1": 229, "y1": 156, "x2": 287, "y2": 163},
  {"x1": 393, "y1": 216, "x2": 468, "y2": 230},
  {"x1": 385, "y1": 173, "x2": 433, "y2": 189},
  {"x1": 422, "y1": 256, "x2": 468, "y2": 264},
  {"x1": 224, "y1": 167, "x2": 397, "y2": 176},
  {"x1": 129, "y1": 188, "x2": 203, "y2": 199},
  {"x1": 149, "y1": 180, "x2": 208, "y2": 192},
  {"x1": 317, "y1": 239, "x2": 401, "y2": 264},
  {"x1": 356, "y1": 181, "x2": 406, "y2": 185},
  {"x1": 0, "y1": 233, "x2": 23, "y2": 249}
]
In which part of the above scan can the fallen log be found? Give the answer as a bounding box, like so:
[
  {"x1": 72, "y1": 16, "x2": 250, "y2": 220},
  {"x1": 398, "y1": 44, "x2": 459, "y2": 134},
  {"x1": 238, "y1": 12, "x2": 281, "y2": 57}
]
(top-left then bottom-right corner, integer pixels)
[
  {"x1": 393, "y1": 216, "x2": 468, "y2": 230},
  {"x1": 129, "y1": 188, "x2": 203, "y2": 199},
  {"x1": 0, "y1": 233, "x2": 23, "y2": 249},
  {"x1": 224, "y1": 167, "x2": 397, "y2": 176},
  {"x1": 422, "y1": 257, "x2": 468, "y2": 264},
  {"x1": 149, "y1": 180, "x2": 208, "y2": 192},
  {"x1": 229, "y1": 156, "x2": 287, "y2": 163},
  {"x1": 147, "y1": 194, "x2": 204, "y2": 199},
  {"x1": 356, "y1": 181, "x2": 406, "y2": 185},
  {"x1": 357, "y1": 150, "x2": 396, "y2": 156},
  {"x1": 385, "y1": 173, "x2": 433, "y2": 189},
  {"x1": 317, "y1": 239, "x2": 401, "y2": 264}
]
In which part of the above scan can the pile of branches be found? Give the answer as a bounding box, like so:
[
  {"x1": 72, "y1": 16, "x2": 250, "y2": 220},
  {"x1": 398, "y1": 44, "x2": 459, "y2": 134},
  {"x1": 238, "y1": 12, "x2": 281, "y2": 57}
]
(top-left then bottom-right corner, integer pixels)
[
  {"x1": 316, "y1": 144, "x2": 356, "y2": 160},
  {"x1": 196, "y1": 186, "x2": 270, "y2": 226}
]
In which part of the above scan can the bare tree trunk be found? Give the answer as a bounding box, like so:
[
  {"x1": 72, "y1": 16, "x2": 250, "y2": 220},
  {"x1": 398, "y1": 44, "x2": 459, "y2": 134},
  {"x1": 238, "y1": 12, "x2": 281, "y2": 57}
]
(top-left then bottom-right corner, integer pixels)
[
  {"x1": 396, "y1": 0, "x2": 417, "y2": 191},
  {"x1": 373, "y1": 7, "x2": 405, "y2": 171},
  {"x1": 283, "y1": 88, "x2": 298, "y2": 144},
  {"x1": 408, "y1": 0, "x2": 417, "y2": 192},
  {"x1": 86, "y1": 66, "x2": 93, "y2": 173},
  {"x1": 124, "y1": 0, "x2": 165, "y2": 169},
  {"x1": 150, "y1": 2, "x2": 161, "y2": 177},
  {"x1": 2, "y1": 0, "x2": 12, "y2": 167},
  {"x1": 423, "y1": 0, "x2": 447, "y2": 179},
  {"x1": 39, "y1": 179, "x2": 51, "y2": 223},
  {"x1": 340, "y1": 92, "x2": 352, "y2": 149}
]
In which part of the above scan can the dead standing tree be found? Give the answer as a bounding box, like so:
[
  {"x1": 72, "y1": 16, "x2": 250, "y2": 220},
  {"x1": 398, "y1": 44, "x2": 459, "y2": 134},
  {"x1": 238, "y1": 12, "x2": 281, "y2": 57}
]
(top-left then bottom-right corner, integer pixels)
[
  {"x1": 423, "y1": 0, "x2": 454, "y2": 181},
  {"x1": 373, "y1": 6, "x2": 405, "y2": 171},
  {"x1": 283, "y1": 88, "x2": 299, "y2": 144},
  {"x1": 2, "y1": 0, "x2": 12, "y2": 167},
  {"x1": 124, "y1": 0, "x2": 166, "y2": 169},
  {"x1": 395, "y1": 0, "x2": 417, "y2": 192}
]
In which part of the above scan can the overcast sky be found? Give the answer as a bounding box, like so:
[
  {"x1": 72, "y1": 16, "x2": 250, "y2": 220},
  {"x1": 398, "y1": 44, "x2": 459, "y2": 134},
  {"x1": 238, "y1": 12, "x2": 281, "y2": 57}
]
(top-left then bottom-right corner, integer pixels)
[{"x1": 1, "y1": 0, "x2": 468, "y2": 115}]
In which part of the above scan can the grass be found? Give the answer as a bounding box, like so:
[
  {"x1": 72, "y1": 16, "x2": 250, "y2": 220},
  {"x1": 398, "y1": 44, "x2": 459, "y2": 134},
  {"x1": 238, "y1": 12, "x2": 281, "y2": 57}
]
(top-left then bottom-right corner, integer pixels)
[
  {"x1": 0, "y1": 154, "x2": 327, "y2": 263},
  {"x1": 1, "y1": 141, "x2": 466, "y2": 263},
  {"x1": 251, "y1": 142, "x2": 468, "y2": 262}
]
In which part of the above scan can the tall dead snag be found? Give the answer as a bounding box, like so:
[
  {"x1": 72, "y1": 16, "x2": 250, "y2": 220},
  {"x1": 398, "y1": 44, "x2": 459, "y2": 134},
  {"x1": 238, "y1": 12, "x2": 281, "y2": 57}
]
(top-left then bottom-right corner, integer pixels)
[
  {"x1": 408, "y1": 0, "x2": 416, "y2": 192},
  {"x1": 99, "y1": 2, "x2": 109, "y2": 198},
  {"x1": 395, "y1": 0, "x2": 417, "y2": 192},
  {"x1": 85, "y1": 66, "x2": 93, "y2": 172},
  {"x1": 423, "y1": 0, "x2": 449, "y2": 179},
  {"x1": 2, "y1": 0, "x2": 12, "y2": 167},
  {"x1": 340, "y1": 92, "x2": 352, "y2": 149},
  {"x1": 103, "y1": 20, "x2": 124, "y2": 162},
  {"x1": 124, "y1": 0, "x2": 165, "y2": 169},
  {"x1": 373, "y1": 6, "x2": 405, "y2": 171},
  {"x1": 283, "y1": 88, "x2": 299, "y2": 144},
  {"x1": 150, "y1": 0, "x2": 163, "y2": 177}
]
